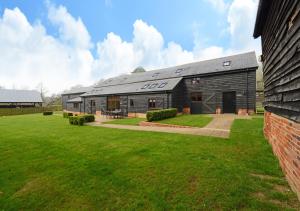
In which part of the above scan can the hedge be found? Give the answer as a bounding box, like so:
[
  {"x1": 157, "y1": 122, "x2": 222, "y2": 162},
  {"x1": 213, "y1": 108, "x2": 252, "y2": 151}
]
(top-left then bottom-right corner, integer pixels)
[
  {"x1": 43, "y1": 111, "x2": 53, "y2": 116},
  {"x1": 63, "y1": 112, "x2": 73, "y2": 118},
  {"x1": 82, "y1": 114, "x2": 95, "y2": 122},
  {"x1": 146, "y1": 108, "x2": 177, "y2": 122},
  {"x1": 68, "y1": 114, "x2": 95, "y2": 126},
  {"x1": 69, "y1": 116, "x2": 84, "y2": 126},
  {"x1": 0, "y1": 107, "x2": 59, "y2": 117}
]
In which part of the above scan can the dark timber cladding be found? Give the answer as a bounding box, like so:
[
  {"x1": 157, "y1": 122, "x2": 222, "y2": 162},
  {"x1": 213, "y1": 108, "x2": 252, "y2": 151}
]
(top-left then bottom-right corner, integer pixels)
[
  {"x1": 62, "y1": 52, "x2": 258, "y2": 115},
  {"x1": 254, "y1": 0, "x2": 300, "y2": 122}
]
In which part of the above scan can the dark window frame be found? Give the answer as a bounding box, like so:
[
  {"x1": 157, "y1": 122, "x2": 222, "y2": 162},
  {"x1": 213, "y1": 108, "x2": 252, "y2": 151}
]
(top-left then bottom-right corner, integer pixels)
[
  {"x1": 148, "y1": 98, "x2": 156, "y2": 109},
  {"x1": 158, "y1": 82, "x2": 167, "y2": 88},
  {"x1": 190, "y1": 92, "x2": 202, "y2": 102},
  {"x1": 130, "y1": 99, "x2": 134, "y2": 107},
  {"x1": 73, "y1": 103, "x2": 79, "y2": 108},
  {"x1": 223, "y1": 61, "x2": 231, "y2": 66}
]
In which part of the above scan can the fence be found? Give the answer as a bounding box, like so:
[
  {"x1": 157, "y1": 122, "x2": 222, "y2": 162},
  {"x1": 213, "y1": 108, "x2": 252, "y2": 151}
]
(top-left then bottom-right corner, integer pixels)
[{"x1": 0, "y1": 105, "x2": 62, "y2": 116}]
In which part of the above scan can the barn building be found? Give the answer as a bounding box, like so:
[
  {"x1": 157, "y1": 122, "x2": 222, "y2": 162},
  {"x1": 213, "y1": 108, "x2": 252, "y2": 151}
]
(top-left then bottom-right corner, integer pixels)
[
  {"x1": 254, "y1": 0, "x2": 300, "y2": 199},
  {"x1": 62, "y1": 52, "x2": 258, "y2": 116},
  {"x1": 0, "y1": 89, "x2": 43, "y2": 108}
]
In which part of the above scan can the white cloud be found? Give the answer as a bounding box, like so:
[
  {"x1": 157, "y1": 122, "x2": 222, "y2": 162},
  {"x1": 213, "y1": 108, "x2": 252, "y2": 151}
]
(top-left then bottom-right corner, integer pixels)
[
  {"x1": 0, "y1": 6, "x2": 94, "y2": 94},
  {"x1": 227, "y1": 0, "x2": 260, "y2": 52},
  {"x1": 205, "y1": 0, "x2": 228, "y2": 13},
  {"x1": 0, "y1": 1, "x2": 261, "y2": 94},
  {"x1": 94, "y1": 19, "x2": 196, "y2": 79}
]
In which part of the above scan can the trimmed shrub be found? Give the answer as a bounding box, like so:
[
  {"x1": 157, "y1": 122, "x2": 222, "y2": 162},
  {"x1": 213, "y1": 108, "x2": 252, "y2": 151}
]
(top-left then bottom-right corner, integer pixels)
[
  {"x1": 63, "y1": 112, "x2": 73, "y2": 118},
  {"x1": 69, "y1": 116, "x2": 84, "y2": 126},
  {"x1": 0, "y1": 107, "x2": 58, "y2": 117},
  {"x1": 69, "y1": 116, "x2": 74, "y2": 124},
  {"x1": 78, "y1": 116, "x2": 85, "y2": 126},
  {"x1": 146, "y1": 108, "x2": 177, "y2": 122},
  {"x1": 43, "y1": 111, "x2": 53, "y2": 115},
  {"x1": 82, "y1": 114, "x2": 95, "y2": 122}
]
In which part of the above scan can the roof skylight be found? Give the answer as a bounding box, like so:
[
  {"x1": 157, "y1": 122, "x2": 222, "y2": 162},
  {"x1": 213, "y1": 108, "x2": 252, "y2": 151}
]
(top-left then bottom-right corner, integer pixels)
[
  {"x1": 152, "y1": 72, "x2": 160, "y2": 77},
  {"x1": 223, "y1": 61, "x2": 231, "y2": 66},
  {"x1": 158, "y1": 82, "x2": 167, "y2": 88},
  {"x1": 175, "y1": 68, "x2": 184, "y2": 74}
]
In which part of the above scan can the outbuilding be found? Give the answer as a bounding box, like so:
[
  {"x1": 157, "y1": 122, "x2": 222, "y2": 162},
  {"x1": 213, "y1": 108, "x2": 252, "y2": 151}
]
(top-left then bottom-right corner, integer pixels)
[{"x1": 0, "y1": 89, "x2": 43, "y2": 108}]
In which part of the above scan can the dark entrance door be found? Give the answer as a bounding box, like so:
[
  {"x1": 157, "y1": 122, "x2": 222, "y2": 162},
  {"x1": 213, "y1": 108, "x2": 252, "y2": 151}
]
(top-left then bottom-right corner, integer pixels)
[
  {"x1": 222, "y1": 91, "x2": 236, "y2": 113},
  {"x1": 90, "y1": 100, "x2": 96, "y2": 114},
  {"x1": 190, "y1": 92, "x2": 202, "y2": 114}
]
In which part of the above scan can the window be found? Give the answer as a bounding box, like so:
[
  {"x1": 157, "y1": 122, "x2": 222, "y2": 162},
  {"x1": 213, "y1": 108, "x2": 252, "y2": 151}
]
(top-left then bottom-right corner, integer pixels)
[
  {"x1": 149, "y1": 83, "x2": 158, "y2": 89},
  {"x1": 152, "y1": 73, "x2": 160, "y2": 77},
  {"x1": 223, "y1": 61, "x2": 231, "y2": 66},
  {"x1": 142, "y1": 84, "x2": 150, "y2": 89},
  {"x1": 175, "y1": 68, "x2": 184, "y2": 74},
  {"x1": 148, "y1": 99, "x2": 156, "y2": 108},
  {"x1": 158, "y1": 82, "x2": 167, "y2": 88},
  {"x1": 190, "y1": 92, "x2": 202, "y2": 102},
  {"x1": 130, "y1": 99, "x2": 134, "y2": 107},
  {"x1": 74, "y1": 103, "x2": 79, "y2": 108},
  {"x1": 191, "y1": 78, "x2": 200, "y2": 84},
  {"x1": 107, "y1": 96, "x2": 120, "y2": 110},
  {"x1": 91, "y1": 100, "x2": 96, "y2": 107}
]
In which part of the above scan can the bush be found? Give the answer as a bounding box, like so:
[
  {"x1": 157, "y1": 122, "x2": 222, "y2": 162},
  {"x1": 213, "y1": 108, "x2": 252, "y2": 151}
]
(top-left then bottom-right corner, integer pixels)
[
  {"x1": 63, "y1": 112, "x2": 73, "y2": 118},
  {"x1": 146, "y1": 108, "x2": 177, "y2": 122},
  {"x1": 69, "y1": 116, "x2": 84, "y2": 126},
  {"x1": 69, "y1": 116, "x2": 74, "y2": 124},
  {"x1": 0, "y1": 107, "x2": 57, "y2": 117},
  {"x1": 82, "y1": 114, "x2": 95, "y2": 122},
  {"x1": 43, "y1": 111, "x2": 53, "y2": 116},
  {"x1": 78, "y1": 116, "x2": 85, "y2": 125}
]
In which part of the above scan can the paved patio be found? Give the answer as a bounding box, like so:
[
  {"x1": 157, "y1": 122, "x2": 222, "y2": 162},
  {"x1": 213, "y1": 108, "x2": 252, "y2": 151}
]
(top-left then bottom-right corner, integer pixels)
[{"x1": 88, "y1": 114, "x2": 252, "y2": 138}]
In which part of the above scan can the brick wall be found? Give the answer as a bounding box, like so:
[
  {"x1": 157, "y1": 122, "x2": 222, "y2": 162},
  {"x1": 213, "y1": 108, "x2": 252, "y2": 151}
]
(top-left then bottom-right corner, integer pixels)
[{"x1": 264, "y1": 111, "x2": 300, "y2": 200}]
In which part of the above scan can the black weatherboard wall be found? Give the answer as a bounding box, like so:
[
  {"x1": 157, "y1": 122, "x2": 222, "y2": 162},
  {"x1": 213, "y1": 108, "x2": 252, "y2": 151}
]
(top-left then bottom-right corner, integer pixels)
[
  {"x1": 254, "y1": 0, "x2": 300, "y2": 122},
  {"x1": 179, "y1": 70, "x2": 256, "y2": 114}
]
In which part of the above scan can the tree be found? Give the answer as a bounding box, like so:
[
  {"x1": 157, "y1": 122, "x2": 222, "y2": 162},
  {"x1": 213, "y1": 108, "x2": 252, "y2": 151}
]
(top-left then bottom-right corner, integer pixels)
[{"x1": 132, "y1": 66, "x2": 146, "y2": 73}]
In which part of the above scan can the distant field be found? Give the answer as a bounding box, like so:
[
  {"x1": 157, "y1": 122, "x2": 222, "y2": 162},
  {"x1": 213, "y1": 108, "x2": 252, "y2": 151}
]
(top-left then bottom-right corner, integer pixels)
[{"x1": 0, "y1": 114, "x2": 299, "y2": 210}]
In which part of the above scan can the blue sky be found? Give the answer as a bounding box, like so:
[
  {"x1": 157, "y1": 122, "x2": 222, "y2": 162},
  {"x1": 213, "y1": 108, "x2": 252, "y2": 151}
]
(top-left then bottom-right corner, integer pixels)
[
  {"x1": 0, "y1": 0, "x2": 231, "y2": 51},
  {"x1": 0, "y1": 0, "x2": 260, "y2": 94}
]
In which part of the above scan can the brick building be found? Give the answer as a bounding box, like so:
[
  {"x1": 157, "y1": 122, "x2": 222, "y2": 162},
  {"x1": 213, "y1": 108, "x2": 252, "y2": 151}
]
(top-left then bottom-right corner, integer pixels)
[{"x1": 254, "y1": 0, "x2": 300, "y2": 199}]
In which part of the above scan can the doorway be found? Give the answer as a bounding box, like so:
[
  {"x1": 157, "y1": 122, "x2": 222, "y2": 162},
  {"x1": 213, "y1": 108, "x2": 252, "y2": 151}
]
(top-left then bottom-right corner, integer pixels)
[
  {"x1": 107, "y1": 96, "x2": 120, "y2": 111},
  {"x1": 222, "y1": 91, "x2": 236, "y2": 113}
]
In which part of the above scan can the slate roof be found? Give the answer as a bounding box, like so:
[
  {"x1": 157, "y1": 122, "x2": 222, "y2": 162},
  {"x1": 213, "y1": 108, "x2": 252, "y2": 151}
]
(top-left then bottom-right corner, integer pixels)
[
  {"x1": 81, "y1": 77, "x2": 182, "y2": 96},
  {"x1": 67, "y1": 97, "x2": 82, "y2": 103},
  {"x1": 62, "y1": 86, "x2": 93, "y2": 95},
  {"x1": 0, "y1": 89, "x2": 43, "y2": 103},
  {"x1": 62, "y1": 52, "x2": 257, "y2": 97},
  {"x1": 94, "y1": 51, "x2": 258, "y2": 88}
]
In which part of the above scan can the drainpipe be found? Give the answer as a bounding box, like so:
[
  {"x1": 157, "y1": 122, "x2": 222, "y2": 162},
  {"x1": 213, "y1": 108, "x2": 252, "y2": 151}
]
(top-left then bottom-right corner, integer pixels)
[
  {"x1": 246, "y1": 70, "x2": 249, "y2": 114},
  {"x1": 83, "y1": 97, "x2": 85, "y2": 114}
]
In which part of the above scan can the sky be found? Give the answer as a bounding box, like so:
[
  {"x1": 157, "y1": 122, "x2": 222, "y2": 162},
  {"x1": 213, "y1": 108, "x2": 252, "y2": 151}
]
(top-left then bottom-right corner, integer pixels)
[{"x1": 0, "y1": 0, "x2": 261, "y2": 95}]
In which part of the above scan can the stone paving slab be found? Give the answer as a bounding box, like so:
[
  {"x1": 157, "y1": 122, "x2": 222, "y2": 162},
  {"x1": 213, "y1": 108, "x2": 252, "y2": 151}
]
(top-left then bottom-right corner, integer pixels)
[
  {"x1": 87, "y1": 114, "x2": 252, "y2": 138},
  {"x1": 87, "y1": 121, "x2": 230, "y2": 138}
]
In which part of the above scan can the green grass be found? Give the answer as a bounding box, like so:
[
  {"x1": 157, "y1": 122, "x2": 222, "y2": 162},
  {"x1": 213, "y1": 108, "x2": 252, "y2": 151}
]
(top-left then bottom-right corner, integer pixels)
[
  {"x1": 155, "y1": 114, "x2": 213, "y2": 127},
  {"x1": 104, "y1": 117, "x2": 146, "y2": 125},
  {"x1": 0, "y1": 114, "x2": 299, "y2": 210}
]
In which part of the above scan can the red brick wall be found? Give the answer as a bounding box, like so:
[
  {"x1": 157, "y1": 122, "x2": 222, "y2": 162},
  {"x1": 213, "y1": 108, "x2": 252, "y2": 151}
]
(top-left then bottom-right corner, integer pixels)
[{"x1": 264, "y1": 111, "x2": 300, "y2": 200}]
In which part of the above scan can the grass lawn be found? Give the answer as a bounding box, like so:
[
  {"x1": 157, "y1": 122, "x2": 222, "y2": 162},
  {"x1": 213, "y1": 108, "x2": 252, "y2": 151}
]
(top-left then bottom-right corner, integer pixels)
[
  {"x1": 0, "y1": 114, "x2": 299, "y2": 210},
  {"x1": 104, "y1": 117, "x2": 146, "y2": 125},
  {"x1": 155, "y1": 114, "x2": 213, "y2": 127}
]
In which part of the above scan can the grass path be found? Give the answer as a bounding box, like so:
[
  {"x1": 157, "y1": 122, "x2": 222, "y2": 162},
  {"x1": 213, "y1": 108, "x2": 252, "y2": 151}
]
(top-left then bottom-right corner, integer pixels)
[{"x1": 0, "y1": 114, "x2": 299, "y2": 210}]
